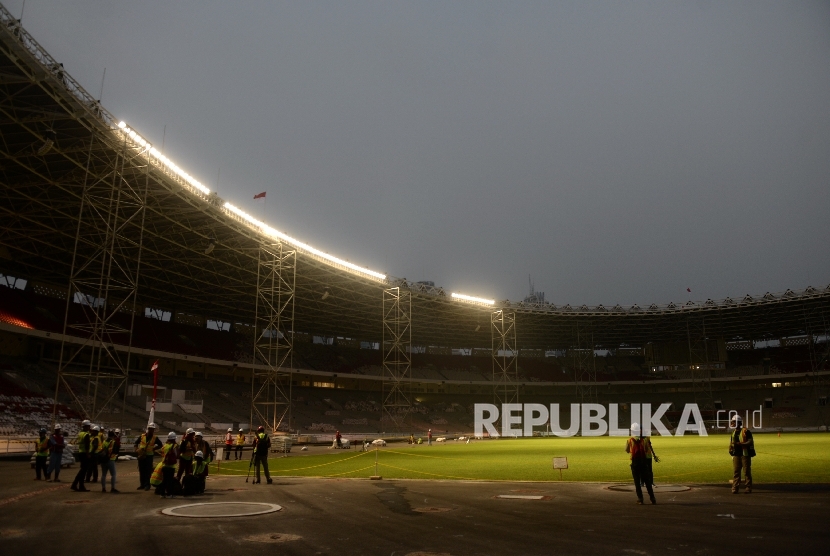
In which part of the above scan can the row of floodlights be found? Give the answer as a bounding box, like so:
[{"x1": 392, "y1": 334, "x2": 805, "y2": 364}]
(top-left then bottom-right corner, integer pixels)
[{"x1": 116, "y1": 120, "x2": 494, "y2": 305}]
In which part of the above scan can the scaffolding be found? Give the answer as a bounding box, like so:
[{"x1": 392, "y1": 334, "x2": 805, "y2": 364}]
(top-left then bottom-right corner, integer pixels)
[
  {"x1": 381, "y1": 287, "x2": 411, "y2": 432},
  {"x1": 492, "y1": 309, "x2": 519, "y2": 421},
  {"x1": 250, "y1": 243, "x2": 296, "y2": 434},
  {"x1": 573, "y1": 321, "x2": 597, "y2": 403},
  {"x1": 52, "y1": 131, "x2": 148, "y2": 425}
]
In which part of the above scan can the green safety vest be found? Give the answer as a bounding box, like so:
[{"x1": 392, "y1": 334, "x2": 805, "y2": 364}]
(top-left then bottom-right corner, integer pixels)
[
  {"x1": 730, "y1": 428, "x2": 754, "y2": 457},
  {"x1": 76, "y1": 431, "x2": 90, "y2": 454},
  {"x1": 137, "y1": 434, "x2": 157, "y2": 457},
  {"x1": 35, "y1": 437, "x2": 49, "y2": 456},
  {"x1": 193, "y1": 460, "x2": 208, "y2": 475}
]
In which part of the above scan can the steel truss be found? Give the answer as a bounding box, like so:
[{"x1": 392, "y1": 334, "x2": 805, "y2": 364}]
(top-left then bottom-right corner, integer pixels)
[
  {"x1": 492, "y1": 309, "x2": 519, "y2": 417},
  {"x1": 687, "y1": 317, "x2": 714, "y2": 411},
  {"x1": 572, "y1": 321, "x2": 597, "y2": 403},
  {"x1": 250, "y1": 243, "x2": 296, "y2": 434},
  {"x1": 53, "y1": 132, "x2": 148, "y2": 425},
  {"x1": 381, "y1": 287, "x2": 411, "y2": 432}
]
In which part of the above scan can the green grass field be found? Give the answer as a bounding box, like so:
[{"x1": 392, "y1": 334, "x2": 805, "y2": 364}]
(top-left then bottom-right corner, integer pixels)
[{"x1": 212, "y1": 433, "x2": 830, "y2": 484}]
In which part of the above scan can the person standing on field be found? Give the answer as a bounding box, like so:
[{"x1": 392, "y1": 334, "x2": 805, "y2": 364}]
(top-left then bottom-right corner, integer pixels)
[
  {"x1": 33, "y1": 428, "x2": 49, "y2": 480},
  {"x1": 427, "y1": 429, "x2": 432, "y2": 446},
  {"x1": 252, "y1": 426, "x2": 272, "y2": 484},
  {"x1": 626, "y1": 422, "x2": 656, "y2": 505},
  {"x1": 235, "y1": 428, "x2": 246, "y2": 460},
  {"x1": 730, "y1": 414, "x2": 755, "y2": 494},
  {"x1": 46, "y1": 424, "x2": 65, "y2": 482},
  {"x1": 224, "y1": 428, "x2": 233, "y2": 460},
  {"x1": 134, "y1": 423, "x2": 162, "y2": 491},
  {"x1": 70, "y1": 419, "x2": 92, "y2": 492}
]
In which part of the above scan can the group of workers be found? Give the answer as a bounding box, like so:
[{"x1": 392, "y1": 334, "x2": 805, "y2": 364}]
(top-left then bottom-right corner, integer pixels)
[
  {"x1": 625, "y1": 413, "x2": 755, "y2": 504},
  {"x1": 134, "y1": 422, "x2": 214, "y2": 498},
  {"x1": 65, "y1": 420, "x2": 122, "y2": 492}
]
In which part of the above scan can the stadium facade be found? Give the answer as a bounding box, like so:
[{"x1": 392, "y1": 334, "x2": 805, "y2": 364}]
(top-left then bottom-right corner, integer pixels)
[{"x1": 1, "y1": 5, "x2": 828, "y2": 437}]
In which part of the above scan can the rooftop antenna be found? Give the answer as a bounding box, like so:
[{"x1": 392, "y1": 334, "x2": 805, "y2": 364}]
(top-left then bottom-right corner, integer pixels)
[{"x1": 19, "y1": 0, "x2": 26, "y2": 21}]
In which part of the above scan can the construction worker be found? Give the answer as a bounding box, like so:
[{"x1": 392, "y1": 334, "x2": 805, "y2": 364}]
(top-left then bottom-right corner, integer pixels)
[
  {"x1": 193, "y1": 431, "x2": 213, "y2": 464},
  {"x1": 158, "y1": 432, "x2": 179, "y2": 498},
  {"x1": 224, "y1": 427, "x2": 233, "y2": 460},
  {"x1": 85, "y1": 425, "x2": 102, "y2": 484},
  {"x1": 100, "y1": 429, "x2": 121, "y2": 493},
  {"x1": 46, "y1": 424, "x2": 65, "y2": 482},
  {"x1": 134, "y1": 423, "x2": 162, "y2": 490},
  {"x1": 729, "y1": 415, "x2": 755, "y2": 494},
  {"x1": 193, "y1": 451, "x2": 209, "y2": 494},
  {"x1": 252, "y1": 425, "x2": 272, "y2": 484},
  {"x1": 183, "y1": 451, "x2": 208, "y2": 495},
  {"x1": 71, "y1": 419, "x2": 92, "y2": 492},
  {"x1": 33, "y1": 428, "x2": 49, "y2": 480},
  {"x1": 335, "y1": 430, "x2": 342, "y2": 448},
  {"x1": 177, "y1": 428, "x2": 196, "y2": 481},
  {"x1": 235, "y1": 428, "x2": 246, "y2": 460},
  {"x1": 626, "y1": 422, "x2": 656, "y2": 505},
  {"x1": 428, "y1": 429, "x2": 432, "y2": 446}
]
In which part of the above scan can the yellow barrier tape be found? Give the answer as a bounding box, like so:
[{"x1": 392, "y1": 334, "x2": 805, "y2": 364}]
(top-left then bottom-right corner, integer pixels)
[
  {"x1": 384, "y1": 449, "x2": 464, "y2": 461},
  {"x1": 323, "y1": 465, "x2": 376, "y2": 478},
  {"x1": 214, "y1": 450, "x2": 370, "y2": 475}
]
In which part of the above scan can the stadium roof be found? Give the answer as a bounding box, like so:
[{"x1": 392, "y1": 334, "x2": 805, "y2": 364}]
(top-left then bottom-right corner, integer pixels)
[{"x1": 1, "y1": 8, "x2": 829, "y2": 352}]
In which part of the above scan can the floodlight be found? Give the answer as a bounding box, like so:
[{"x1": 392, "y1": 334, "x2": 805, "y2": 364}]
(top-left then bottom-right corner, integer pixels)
[
  {"x1": 321, "y1": 290, "x2": 330, "y2": 301},
  {"x1": 204, "y1": 242, "x2": 215, "y2": 255},
  {"x1": 475, "y1": 324, "x2": 481, "y2": 332},
  {"x1": 223, "y1": 203, "x2": 387, "y2": 281},
  {"x1": 451, "y1": 293, "x2": 495, "y2": 306}
]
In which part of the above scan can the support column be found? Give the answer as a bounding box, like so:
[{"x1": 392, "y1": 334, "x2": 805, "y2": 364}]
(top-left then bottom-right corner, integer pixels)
[
  {"x1": 687, "y1": 317, "x2": 714, "y2": 411},
  {"x1": 573, "y1": 321, "x2": 597, "y2": 403},
  {"x1": 492, "y1": 309, "x2": 519, "y2": 420},
  {"x1": 382, "y1": 287, "x2": 411, "y2": 433},
  {"x1": 251, "y1": 243, "x2": 296, "y2": 434},
  {"x1": 53, "y1": 131, "x2": 146, "y2": 425}
]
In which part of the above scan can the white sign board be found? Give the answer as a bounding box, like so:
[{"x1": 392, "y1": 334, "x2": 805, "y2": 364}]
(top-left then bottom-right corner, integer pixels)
[{"x1": 552, "y1": 457, "x2": 568, "y2": 470}]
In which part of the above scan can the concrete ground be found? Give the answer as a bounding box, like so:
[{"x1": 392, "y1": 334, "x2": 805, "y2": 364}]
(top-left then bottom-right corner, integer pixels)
[{"x1": 0, "y1": 460, "x2": 827, "y2": 555}]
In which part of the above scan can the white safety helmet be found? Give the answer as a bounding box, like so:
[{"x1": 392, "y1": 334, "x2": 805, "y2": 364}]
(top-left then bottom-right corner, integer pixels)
[
  {"x1": 630, "y1": 422, "x2": 640, "y2": 434},
  {"x1": 731, "y1": 415, "x2": 743, "y2": 425},
  {"x1": 239, "y1": 428, "x2": 243, "y2": 432},
  {"x1": 92, "y1": 425, "x2": 100, "y2": 432},
  {"x1": 147, "y1": 422, "x2": 156, "y2": 429},
  {"x1": 195, "y1": 431, "x2": 202, "y2": 437},
  {"x1": 227, "y1": 428, "x2": 232, "y2": 432},
  {"x1": 54, "y1": 424, "x2": 62, "y2": 430},
  {"x1": 167, "y1": 432, "x2": 177, "y2": 440},
  {"x1": 195, "y1": 451, "x2": 204, "y2": 458},
  {"x1": 186, "y1": 427, "x2": 195, "y2": 435},
  {"x1": 114, "y1": 428, "x2": 121, "y2": 434},
  {"x1": 82, "y1": 419, "x2": 91, "y2": 426}
]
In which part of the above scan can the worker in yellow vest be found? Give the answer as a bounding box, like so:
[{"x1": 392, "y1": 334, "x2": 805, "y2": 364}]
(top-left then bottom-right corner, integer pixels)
[
  {"x1": 193, "y1": 431, "x2": 213, "y2": 464},
  {"x1": 33, "y1": 428, "x2": 49, "y2": 480},
  {"x1": 177, "y1": 428, "x2": 196, "y2": 482},
  {"x1": 157, "y1": 432, "x2": 179, "y2": 498},
  {"x1": 235, "y1": 428, "x2": 246, "y2": 460},
  {"x1": 183, "y1": 450, "x2": 209, "y2": 495},
  {"x1": 70, "y1": 419, "x2": 92, "y2": 492},
  {"x1": 85, "y1": 425, "x2": 102, "y2": 484},
  {"x1": 100, "y1": 429, "x2": 121, "y2": 493},
  {"x1": 134, "y1": 423, "x2": 162, "y2": 491},
  {"x1": 252, "y1": 426, "x2": 272, "y2": 484},
  {"x1": 729, "y1": 415, "x2": 755, "y2": 494}
]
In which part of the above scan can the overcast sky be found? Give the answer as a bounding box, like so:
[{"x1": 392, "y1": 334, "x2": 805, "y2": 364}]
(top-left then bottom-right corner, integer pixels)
[{"x1": 10, "y1": 1, "x2": 830, "y2": 306}]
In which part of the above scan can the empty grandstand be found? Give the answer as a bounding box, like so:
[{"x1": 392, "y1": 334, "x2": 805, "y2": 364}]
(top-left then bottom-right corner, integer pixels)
[{"x1": 0, "y1": 4, "x2": 829, "y2": 445}]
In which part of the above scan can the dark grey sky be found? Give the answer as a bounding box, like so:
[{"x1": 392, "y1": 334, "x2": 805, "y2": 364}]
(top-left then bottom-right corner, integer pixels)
[{"x1": 11, "y1": 1, "x2": 830, "y2": 305}]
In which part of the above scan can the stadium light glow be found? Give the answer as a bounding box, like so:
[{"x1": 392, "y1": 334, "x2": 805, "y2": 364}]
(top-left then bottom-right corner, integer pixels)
[
  {"x1": 223, "y1": 202, "x2": 387, "y2": 281},
  {"x1": 451, "y1": 292, "x2": 495, "y2": 306},
  {"x1": 117, "y1": 120, "x2": 210, "y2": 196}
]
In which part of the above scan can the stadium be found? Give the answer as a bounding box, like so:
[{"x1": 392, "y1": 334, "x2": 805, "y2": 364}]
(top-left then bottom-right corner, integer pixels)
[{"x1": 1, "y1": 4, "x2": 829, "y2": 555}]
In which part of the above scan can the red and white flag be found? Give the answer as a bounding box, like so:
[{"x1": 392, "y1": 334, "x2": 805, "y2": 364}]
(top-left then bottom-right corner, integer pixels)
[
  {"x1": 253, "y1": 191, "x2": 266, "y2": 200},
  {"x1": 148, "y1": 360, "x2": 159, "y2": 426}
]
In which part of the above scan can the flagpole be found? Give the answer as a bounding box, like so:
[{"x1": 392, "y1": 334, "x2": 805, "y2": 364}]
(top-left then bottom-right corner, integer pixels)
[{"x1": 149, "y1": 360, "x2": 159, "y2": 426}]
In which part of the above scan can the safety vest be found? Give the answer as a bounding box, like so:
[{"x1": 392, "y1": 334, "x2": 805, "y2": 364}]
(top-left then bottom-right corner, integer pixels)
[
  {"x1": 255, "y1": 432, "x2": 269, "y2": 454},
  {"x1": 101, "y1": 439, "x2": 111, "y2": 459},
  {"x1": 730, "y1": 428, "x2": 754, "y2": 457},
  {"x1": 235, "y1": 434, "x2": 246, "y2": 446},
  {"x1": 179, "y1": 438, "x2": 195, "y2": 460},
  {"x1": 161, "y1": 443, "x2": 178, "y2": 467},
  {"x1": 35, "y1": 437, "x2": 49, "y2": 456},
  {"x1": 225, "y1": 433, "x2": 233, "y2": 445},
  {"x1": 90, "y1": 433, "x2": 103, "y2": 454},
  {"x1": 76, "y1": 431, "x2": 90, "y2": 453},
  {"x1": 627, "y1": 437, "x2": 650, "y2": 460},
  {"x1": 103, "y1": 439, "x2": 120, "y2": 461},
  {"x1": 137, "y1": 434, "x2": 157, "y2": 457},
  {"x1": 195, "y1": 440, "x2": 213, "y2": 461},
  {"x1": 193, "y1": 460, "x2": 208, "y2": 476}
]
